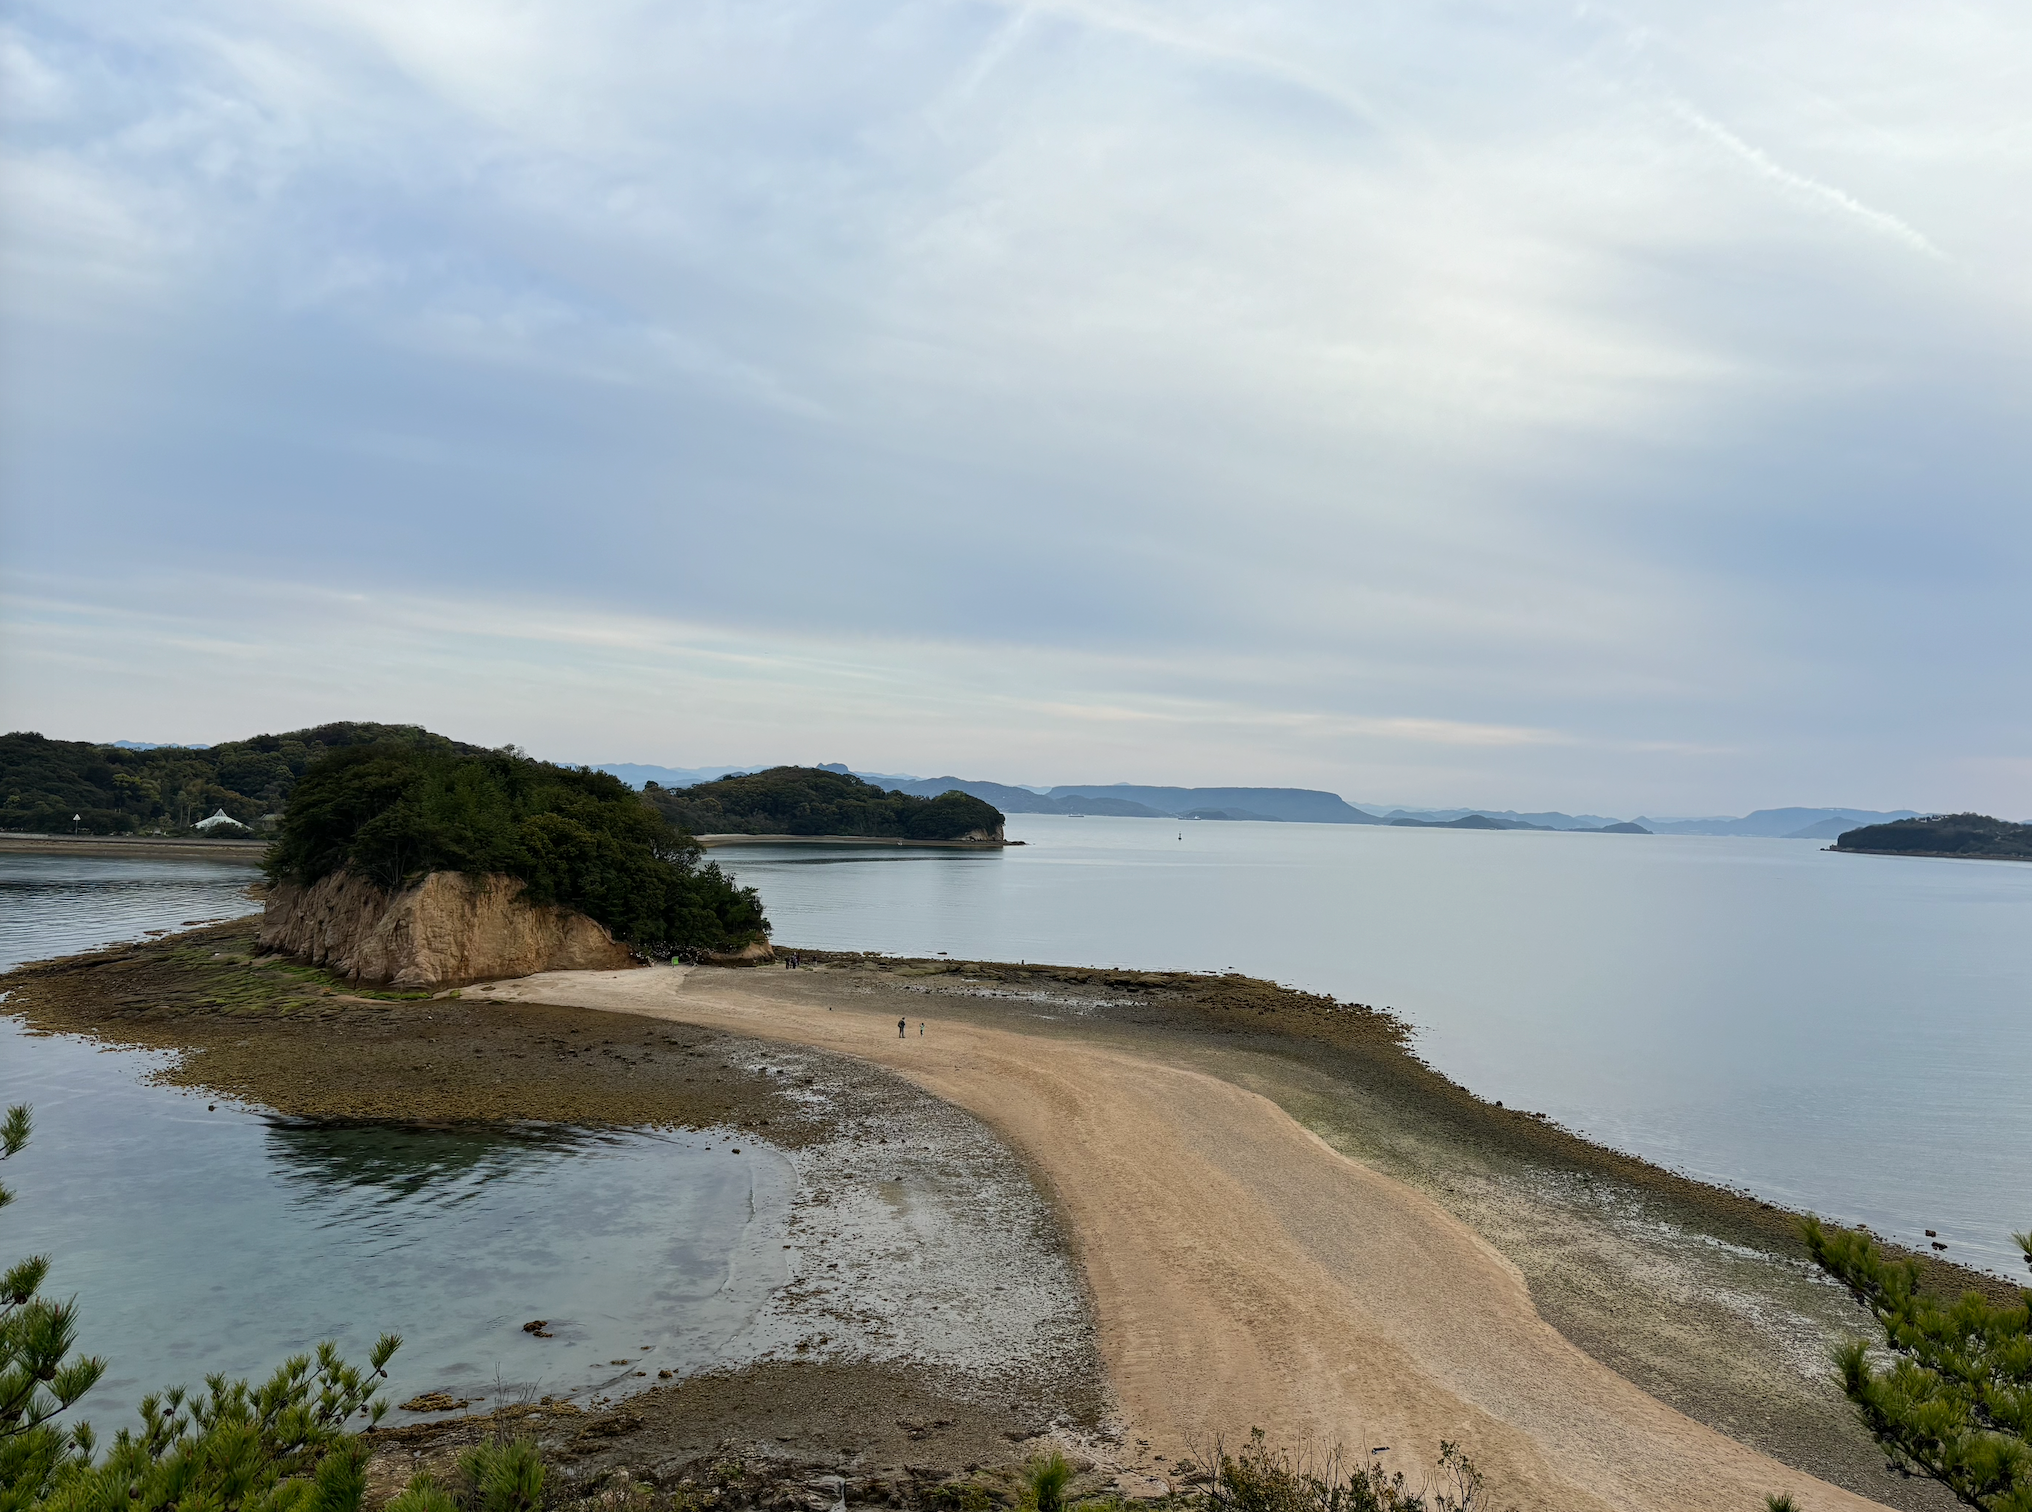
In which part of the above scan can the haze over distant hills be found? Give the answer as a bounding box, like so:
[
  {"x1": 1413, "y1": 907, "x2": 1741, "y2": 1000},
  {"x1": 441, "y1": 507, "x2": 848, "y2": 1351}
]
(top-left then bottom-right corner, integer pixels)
[
  {"x1": 593, "y1": 760, "x2": 1927, "y2": 838},
  {"x1": 1633, "y1": 807, "x2": 1919, "y2": 838}
]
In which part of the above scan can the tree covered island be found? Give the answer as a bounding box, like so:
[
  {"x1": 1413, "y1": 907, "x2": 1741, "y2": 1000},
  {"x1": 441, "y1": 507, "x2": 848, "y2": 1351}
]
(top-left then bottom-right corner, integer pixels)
[
  {"x1": 1835, "y1": 813, "x2": 2032, "y2": 861},
  {"x1": 640, "y1": 765, "x2": 1007, "y2": 842}
]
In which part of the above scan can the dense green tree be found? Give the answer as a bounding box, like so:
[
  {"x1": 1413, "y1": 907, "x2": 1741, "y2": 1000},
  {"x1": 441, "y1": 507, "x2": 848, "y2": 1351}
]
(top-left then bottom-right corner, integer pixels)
[
  {"x1": 1, "y1": 1107, "x2": 106, "y2": 1512},
  {"x1": 1803, "y1": 1216, "x2": 2032, "y2": 1510},
  {"x1": 644, "y1": 766, "x2": 1005, "y2": 841},
  {"x1": 1836, "y1": 815, "x2": 2032, "y2": 861},
  {"x1": 0, "y1": 1102, "x2": 442, "y2": 1512},
  {"x1": 268, "y1": 744, "x2": 767, "y2": 956},
  {"x1": 1, "y1": 725, "x2": 469, "y2": 835}
]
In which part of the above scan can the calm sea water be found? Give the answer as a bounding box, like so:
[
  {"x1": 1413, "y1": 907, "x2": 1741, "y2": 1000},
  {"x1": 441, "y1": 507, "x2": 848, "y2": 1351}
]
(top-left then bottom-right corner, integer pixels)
[
  {"x1": 0, "y1": 855, "x2": 788, "y2": 1420},
  {"x1": 715, "y1": 816, "x2": 2032, "y2": 1277}
]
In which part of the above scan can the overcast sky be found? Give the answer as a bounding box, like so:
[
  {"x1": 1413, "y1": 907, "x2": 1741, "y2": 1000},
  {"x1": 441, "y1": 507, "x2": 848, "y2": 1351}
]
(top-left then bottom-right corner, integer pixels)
[{"x1": 3, "y1": 0, "x2": 2028, "y2": 814}]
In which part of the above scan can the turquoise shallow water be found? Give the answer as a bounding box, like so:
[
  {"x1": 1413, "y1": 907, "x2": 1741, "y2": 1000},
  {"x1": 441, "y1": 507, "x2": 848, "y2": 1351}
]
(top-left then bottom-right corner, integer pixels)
[
  {"x1": 714, "y1": 816, "x2": 2032, "y2": 1277},
  {"x1": 0, "y1": 855, "x2": 787, "y2": 1420}
]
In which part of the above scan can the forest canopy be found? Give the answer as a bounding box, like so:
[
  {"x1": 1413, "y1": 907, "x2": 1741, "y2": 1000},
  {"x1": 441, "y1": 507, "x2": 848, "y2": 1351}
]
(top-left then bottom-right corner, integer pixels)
[
  {"x1": 0, "y1": 723, "x2": 470, "y2": 834},
  {"x1": 268, "y1": 744, "x2": 767, "y2": 955},
  {"x1": 641, "y1": 766, "x2": 1005, "y2": 840},
  {"x1": 1835, "y1": 813, "x2": 2032, "y2": 861}
]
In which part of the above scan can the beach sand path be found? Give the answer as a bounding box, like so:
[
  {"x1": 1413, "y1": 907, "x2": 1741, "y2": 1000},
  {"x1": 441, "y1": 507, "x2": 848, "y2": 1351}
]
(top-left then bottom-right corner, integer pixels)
[{"x1": 472, "y1": 965, "x2": 1890, "y2": 1512}]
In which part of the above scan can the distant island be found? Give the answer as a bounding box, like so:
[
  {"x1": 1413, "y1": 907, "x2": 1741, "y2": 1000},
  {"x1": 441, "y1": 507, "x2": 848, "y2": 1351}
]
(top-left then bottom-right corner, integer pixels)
[
  {"x1": 1834, "y1": 813, "x2": 2032, "y2": 861},
  {"x1": 1388, "y1": 814, "x2": 1649, "y2": 833},
  {"x1": 641, "y1": 766, "x2": 1008, "y2": 842},
  {"x1": 6, "y1": 727, "x2": 1947, "y2": 848}
]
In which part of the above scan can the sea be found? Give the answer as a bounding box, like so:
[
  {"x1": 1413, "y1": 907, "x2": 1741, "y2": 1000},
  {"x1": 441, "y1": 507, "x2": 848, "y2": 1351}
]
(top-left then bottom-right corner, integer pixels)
[
  {"x1": 0, "y1": 854, "x2": 789, "y2": 1420},
  {"x1": 2, "y1": 822, "x2": 2027, "y2": 1426},
  {"x1": 711, "y1": 815, "x2": 2032, "y2": 1277}
]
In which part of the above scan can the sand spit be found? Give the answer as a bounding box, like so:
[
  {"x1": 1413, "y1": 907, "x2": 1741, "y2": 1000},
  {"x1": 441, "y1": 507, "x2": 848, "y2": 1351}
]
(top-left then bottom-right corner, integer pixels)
[
  {"x1": 9, "y1": 932, "x2": 1984, "y2": 1509},
  {"x1": 471, "y1": 961, "x2": 1920, "y2": 1512}
]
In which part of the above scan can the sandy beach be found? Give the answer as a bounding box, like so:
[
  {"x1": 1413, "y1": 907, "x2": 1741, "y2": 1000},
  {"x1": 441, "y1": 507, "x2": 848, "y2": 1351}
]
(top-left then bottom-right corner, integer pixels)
[
  {"x1": 7, "y1": 930, "x2": 1977, "y2": 1509},
  {"x1": 468, "y1": 961, "x2": 1896, "y2": 1512}
]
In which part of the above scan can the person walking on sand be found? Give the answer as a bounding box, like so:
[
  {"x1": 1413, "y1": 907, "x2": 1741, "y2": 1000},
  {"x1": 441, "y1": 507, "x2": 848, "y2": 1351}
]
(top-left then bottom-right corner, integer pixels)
[
  {"x1": 919, "y1": 1022, "x2": 924, "y2": 1036},
  {"x1": 898, "y1": 1017, "x2": 907, "y2": 1038}
]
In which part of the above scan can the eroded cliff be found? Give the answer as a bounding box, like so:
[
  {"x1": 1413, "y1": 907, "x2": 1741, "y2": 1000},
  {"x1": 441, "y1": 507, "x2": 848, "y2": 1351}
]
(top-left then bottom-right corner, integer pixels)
[{"x1": 259, "y1": 869, "x2": 636, "y2": 988}]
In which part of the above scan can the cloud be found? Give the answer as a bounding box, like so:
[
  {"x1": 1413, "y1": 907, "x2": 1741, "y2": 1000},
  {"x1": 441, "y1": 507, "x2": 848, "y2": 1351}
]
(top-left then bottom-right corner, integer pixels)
[{"x1": 3, "y1": 0, "x2": 2030, "y2": 815}]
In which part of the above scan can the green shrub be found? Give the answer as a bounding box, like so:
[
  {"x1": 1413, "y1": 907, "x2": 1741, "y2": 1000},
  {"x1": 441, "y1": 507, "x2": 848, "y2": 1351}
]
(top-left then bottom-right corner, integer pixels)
[
  {"x1": 1803, "y1": 1216, "x2": 2032, "y2": 1510},
  {"x1": 1192, "y1": 1430, "x2": 1505, "y2": 1512},
  {"x1": 267, "y1": 743, "x2": 768, "y2": 955},
  {"x1": 1021, "y1": 1452, "x2": 1075, "y2": 1512},
  {"x1": 33, "y1": 1339, "x2": 400, "y2": 1512},
  {"x1": 388, "y1": 1436, "x2": 546, "y2": 1512},
  {"x1": 1, "y1": 1105, "x2": 107, "y2": 1512},
  {"x1": 3, "y1": 1102, "x2": 443, "y2": 1512}
]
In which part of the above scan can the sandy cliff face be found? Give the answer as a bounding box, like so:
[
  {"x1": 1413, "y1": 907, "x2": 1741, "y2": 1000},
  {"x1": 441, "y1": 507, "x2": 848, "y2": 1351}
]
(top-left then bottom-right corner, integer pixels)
[{"x1": 259, "y1": 870, "x2": 636, "y2": 988}]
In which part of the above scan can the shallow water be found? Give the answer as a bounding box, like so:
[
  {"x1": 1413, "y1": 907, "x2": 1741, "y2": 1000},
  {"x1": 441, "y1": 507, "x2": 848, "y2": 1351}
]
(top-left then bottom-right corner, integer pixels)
[
  {"x1": 715, "y1": 817, "x2": 2032, "y2": 1276},
  {"x1": 0, "y1": 856, "x2": 787, "y2": 1420},
  {"x1": 0, "y1": 853, "x2": 264, "y2": 972}
]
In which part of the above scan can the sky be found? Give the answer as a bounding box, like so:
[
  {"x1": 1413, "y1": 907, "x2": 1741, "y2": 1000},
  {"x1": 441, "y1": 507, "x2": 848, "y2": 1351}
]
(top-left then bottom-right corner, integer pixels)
[{"x1": 3, "y1": 0, "x2": 2029, "y2": 815}]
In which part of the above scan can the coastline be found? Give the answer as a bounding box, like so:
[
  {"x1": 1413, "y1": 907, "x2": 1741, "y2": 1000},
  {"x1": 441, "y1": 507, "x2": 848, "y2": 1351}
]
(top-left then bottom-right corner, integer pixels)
[
  {"x1": 0, "y1": 832, "x2": 269, "y2": 860},
  {"x1": 693, "y1": 834, "x2": 1023, "y2": 848},
  {"x1": 1829, "y1": 845, "x2": 2032, "y2": 863},
  {"x1": 4, "y1": 927, "x2": 2004, "y2": 1509},
  {"x1": 0, "y1": 829, "x2": 1024, "y2": 859}
]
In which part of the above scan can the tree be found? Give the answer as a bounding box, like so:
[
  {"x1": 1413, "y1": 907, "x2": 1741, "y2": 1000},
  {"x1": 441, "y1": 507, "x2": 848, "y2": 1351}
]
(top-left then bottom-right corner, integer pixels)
[
  {"x1": 1, "y1": 1104, "x2": 105, "y2": 1512},
  {"x1": 1802, "y1": 1216, "x2": 2032, "y2": 1511},
  {"x1": 1, "y1": 1104, "x2": 406, "y2": 1512},
  {"x1": 266, "y1": 743, "x2": 768, "y2": 955}
]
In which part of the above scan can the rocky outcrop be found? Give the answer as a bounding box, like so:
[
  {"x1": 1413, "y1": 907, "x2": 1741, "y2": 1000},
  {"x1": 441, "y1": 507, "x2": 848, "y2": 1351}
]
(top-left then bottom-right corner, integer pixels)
[
  {"x1": 259, "y1": 870, "x2": 636, "y2": 989},
  {"x1": 701, "y1": 939, "x2": 775, "y2": 967}
]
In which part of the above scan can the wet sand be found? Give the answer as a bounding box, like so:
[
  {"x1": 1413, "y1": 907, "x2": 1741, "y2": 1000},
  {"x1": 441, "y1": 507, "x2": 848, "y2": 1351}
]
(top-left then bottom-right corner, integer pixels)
[
  {"x1": 471, "y1": 959, "x2": 1923, "y2": 1512},
  {"x1": 4, "y1": 932, "x2": 1990, "y2": 1508}
]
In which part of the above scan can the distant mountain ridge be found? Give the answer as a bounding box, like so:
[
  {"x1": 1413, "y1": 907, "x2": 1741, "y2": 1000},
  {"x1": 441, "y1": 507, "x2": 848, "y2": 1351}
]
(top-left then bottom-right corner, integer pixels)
[
  {"x1": 1046, "y1": 784, "x2": 1384, "y2": 824},
  {"x1": 1634, "y1": 807, "x2": 1919, "y2": 838},
  {"x1": 592, "y1": 760, "x2": 1934, "y2": 838}
]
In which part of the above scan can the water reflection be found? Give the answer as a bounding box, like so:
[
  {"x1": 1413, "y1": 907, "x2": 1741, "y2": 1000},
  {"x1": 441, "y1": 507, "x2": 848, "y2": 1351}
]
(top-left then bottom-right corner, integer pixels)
[
  {"x1": 263, "y1": 1119, "x2": 613, "y2": 1208},
  {"x1": 0, "y1": 851, "x2": 795, "y2": 1419},
  {"x1": 0, "y1": 854, "x2": 262, "y2": 972}
]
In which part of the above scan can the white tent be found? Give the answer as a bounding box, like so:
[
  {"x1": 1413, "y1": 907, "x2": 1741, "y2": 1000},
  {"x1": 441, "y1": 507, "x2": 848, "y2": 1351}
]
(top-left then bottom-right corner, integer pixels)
[{"x1": 193, "y1": 808, "x2": 249, "y2": 832}]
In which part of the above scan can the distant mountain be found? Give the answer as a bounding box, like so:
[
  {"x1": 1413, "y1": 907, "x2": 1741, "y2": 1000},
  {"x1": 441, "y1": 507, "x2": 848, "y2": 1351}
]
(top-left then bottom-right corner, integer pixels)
[
  {"x1": 1637, "y1": 807, "x2": 1919, "y2": 838},
  {"x1": 1047, "y1": 785, "x2": 1384, "y2": 824},
  {"x1": 867, "y1": 776, "x2": 1163, "y2": 816},
  {"x1": 109, "y1": 740, "x2": 212, "y2": 751},
  {"x1": 1782, "y1": 816, "x2": 1858, "y2": 841},
  {"x1": 816, "y1": 762, "x2": 926, "y2": 786},
  {"x1": 598, "y1": 763, "x2": 767, "y2": 789},
  {"x1": 1385, "y1": 810, "x2": 1550, "y2": 830},
  {"x1": 1372, "y1": 807, "x2": 1626, "y2": 830},
  {"x1": 597, "y1": 761, "x2": 1915, "y2": 841}
]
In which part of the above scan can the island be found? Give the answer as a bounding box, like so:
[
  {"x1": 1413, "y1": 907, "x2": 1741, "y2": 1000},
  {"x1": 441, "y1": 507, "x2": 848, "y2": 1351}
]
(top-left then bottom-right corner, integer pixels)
[
  {"x1": 1833, "y1": 812, "x2": 2032, "y2": 861},
  {"x1": 640, "y1": 765, "x2": 1010, "y2": 844},
  {"x1": 259, "y1": 737, "x2": 770, "y2": 984}
]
